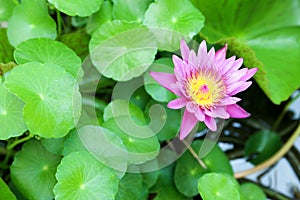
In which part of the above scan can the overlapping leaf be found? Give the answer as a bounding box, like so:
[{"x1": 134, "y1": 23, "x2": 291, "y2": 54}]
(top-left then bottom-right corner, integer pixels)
[{"x1": 192, "y1": 0, "x2": 300, "y2": 104}]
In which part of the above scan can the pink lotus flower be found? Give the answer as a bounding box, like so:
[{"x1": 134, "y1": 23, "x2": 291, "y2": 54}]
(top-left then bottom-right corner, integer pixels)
[{"x1": 150, "y1": 40, "x2": 257, "y2": 140}]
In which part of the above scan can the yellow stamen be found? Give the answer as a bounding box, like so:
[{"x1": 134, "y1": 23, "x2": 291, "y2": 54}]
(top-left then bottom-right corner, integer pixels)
[{"x1": 186, "y1": 70, "x2": 225, "y2": 108}]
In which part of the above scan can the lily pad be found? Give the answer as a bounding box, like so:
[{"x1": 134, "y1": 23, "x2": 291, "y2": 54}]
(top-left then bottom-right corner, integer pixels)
[
  {"x1": 89, "y1": 20, "x2": 157, "y2": 81},
  {"x1": 144, "y1": 58, "x2": 176, "y2": 102},
  {"x1": 7, "y1": 0, "x2": 57, "y2": 47},
  {"x1": 143, "y1": 0, "x2": 205, "y2": 51},
  {"x1": 198, "y1": 173, "x2": 240, "y2": 200},
  {"x1": 112, "y1": 0, "x2": 152, "y2": 23},
  {"x1": 10, "y1": 139, "x2": 62, "y2": 200},
  {"x1": 244, "y1": 130, "x2": 281, "y2": 165},
  {"x1": 0, "y1": 178, "x2": 16, "y2": 200},
  {"x1": 240, "y1": 183, "x2": 266, "y2": 200},
  {"x1": 54, "y1": 151, "x2": 119, "y2": 200},
  {"x1": 192, "y1": 0, "x2": 300, "y2": 104},
  {"x1": 86, "y1": 1, "x2": 113, "y2": 35},
  {"x1": 14, "y1": 38, "x2": 83, "y2": 79},
  {"x1": 102, "y1": 117, "x2": 160, "y2": 164},
  {"x1": 5, "y1": 62, "x2": 82, "y2": 138},
  {"x1": 0, "y1": 0, "x2": 16, "y2": 21},
  {"x1": 175, "y1": 140, "x2": 233, "y2": 197},
  {"x1": 0, "y1": 82, "x2": 27, "y2": 140},
  {"x1": 47, "y1": 0, "x2": 103, "y2": 17}
]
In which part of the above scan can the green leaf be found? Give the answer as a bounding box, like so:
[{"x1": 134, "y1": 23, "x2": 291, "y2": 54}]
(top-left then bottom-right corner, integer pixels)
[
  {"x1": 102, "y1": 117, "x2": 160, "y2": 164},
  {"x1": 14, "y1": 38, "x2": 83, "y2": 79},
  {"x1": 143, "y1": 0, "x2": 205, "y2": 51},
  {"x1": 104, "y1": 99, "x2": 146, "y2": 125},
  {"x1": 86, "y1": 1, "x2": 113, "y2": 35},
  {"x1": 145, "y1": 100, "x2": 180, "y2": 141},
  {"x1": 48, "y1": 0, "x2": 103, "y2": 17},
  {"x1": 41, "y1": 136, "x2": 68, "y2": 155},
  {"x1": 54, "y1": 151, "x2": 119, "y2": 200},
  {"x1": 0, "y1": 82, "x2": 26, "y2": 140},
  {"x1": 244, "y1": 130, "x2": 281, "y2": 165},
  {"x1": 198, "y1": 173, "x2": 240, "y2": 200},
  {"x1": 0, "y1": 28, "x2": 14, "y2": 63},
  {"x1": 7, "y1": 0, "x2": 57, "y2": 47},
  {"x1": 240, "y1": 183, "x2": 266, "y2": 200},
  {"x1": 63, "y1": 129, "x2": 86, "y2": 156},
  {"x1": 77, "y1": 125, "x2": 128, "y2": 174},
  {"x1": 144, "y1": 58, "x2": 176, "y2": 102},
  {"x1": 175, "y1": 140, "x2": 233, "y2": 197},
  {"x1": 0, "y1": 178, "x2": 16, "y2": 200},
  {"x1": 0, "y1": 0, "x2": 16, "y2": 21},
  {"x1": 141, "y1": 170, "x2": 159, "y2": 189},
  {"x1": 89, "y1": 20, "x2": 157, "y2": 81},
  {"x1": 152, "y1": 163, "x2": 192, "y2": 200},
  {"x1": 11, "y1": 139, "x2": 61, "y2": 200},
  {"x1": 116, "y1": 173, "x2": 148, "y2": 200},
  {"x1": 192, "y1": 0, "x2": 300, "y2": 104},
  {"x1": 112, "y1": 0, "x2": 152, "y2": 23},
  {"x1": 5, "y1": 62, "x2": 82, "y2": 138}
]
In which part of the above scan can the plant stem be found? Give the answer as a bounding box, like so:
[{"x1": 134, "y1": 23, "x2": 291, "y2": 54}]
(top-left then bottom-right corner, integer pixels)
[
  {"x1": 56, "y1": 9, "x2": 62, "y2": 38},
  {"x1": 235, "y1": 122, "x2": 300, "y2": 178},
  {"x1": 7, "y1": 134, "x2": 34, "y2": 150},
  {"x1": 272, "y1": 92, "x2": 300, "y2": 131},
  {"x1": 182, "y1": 140, "x2": 208, "y2": 169}
]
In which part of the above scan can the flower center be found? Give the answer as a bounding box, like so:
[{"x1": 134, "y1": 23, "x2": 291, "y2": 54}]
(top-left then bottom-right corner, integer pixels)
[{"x1": 186, "y1": 69, "x2": 225, "y2": 108}]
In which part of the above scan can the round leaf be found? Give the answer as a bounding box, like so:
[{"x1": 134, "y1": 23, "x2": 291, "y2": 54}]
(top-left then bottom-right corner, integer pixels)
[
  {"x1": 5, "y1": 62, "x2": 82, "y2": 138},
  {"x1": 112, "y1": 0, "x2": 152, "y2": 23},
  {"x1": 244, "y1": 130, "x2": 281, "y2": 165},
  {"x1": 11, "y1": 139, "x2": 61, "y2": 200},
  {"x1": 144, "y1": 58, "x2": 176, "y2": 102},
  {"x1": 101, "y1": 117, "x2": 160, "y2": 164},
  {"x1": 7, "y1": 0, "x2": 57, "y2": 47},
  {"x1": 48, "y1": 0, "x2": 103, "y2": 17},
  {"x1": 143, "y1": 0, "x2": 205, "y2": 51},
  {"x1": 198, "y1": 173, "x2": 240, "y2": 200},
  {"x1": 240, "y1": 183, "x2": 266, "y2": 200},
  {"x1": 63, "y1": 129, "x2": 86, "y2": 156},
  {"x1": 86, "y1": 1, "x2": 113, "y2": 35},
  {"x1": 89, "y1": 20, "x2": 157, "y2": 81},
  {"x1": 54, "y1": 151, "x2": 119, "y2": 200},
  {"x1": 14, "y1": 38, "x2": 83, "y2": 79},
  {"x1": 175, "y1": 140, "x2": 233, "y2": 197},
  {"x1": 0, "y1": 83, "x2": 27, "y2": 140},
  {"x1": 41, "y1": 136, "x2": 68, "y2": 155},
  {"x1": 192, "y1": 0, "x2": 300, "y2": 104}
]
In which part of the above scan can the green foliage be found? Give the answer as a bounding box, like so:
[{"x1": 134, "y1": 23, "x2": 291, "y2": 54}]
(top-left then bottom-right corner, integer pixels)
[
  {"x1": 48, "y1": 0, "x2": 103, "y2": 17},
  {"x1": 0, "y1": 82, "x2": 26, "y2": 140},
  {"x1": 54, "y1": 151, "x2": 119, "y2": 200},
  {"x1": 191, "y1": 0, "x2": 300, "y2": 104},
  {"x1": 143, "y1": 0, "x2": 205, "y2": 51},
  {"x1": 5, "y1": 62, "x2": 81, "y2": 138},
  {"x1": 11, "y1": 140, "x2": 62, "y2": 200},
  {"x1": 198, "y1": 173, "x2": 240, "y2": 200},
  {"x1": 7, "y1": 0, "x2": 57, "y2": 47},
  {"x1": 89, "y1": 20, "x2": 157, "y2": 81},
  {"x1": 0, "y1": 177, "x2": 16, "y2": 200},
  {"x1": 245, "y1": 130, "x2": 282, "y2": 165},
  {"x1": 175, "y1": 140, "x2": 233, "y2": 197},
  {"x1": 0, "y1": 0, "x2": 296, "y2": 199}
]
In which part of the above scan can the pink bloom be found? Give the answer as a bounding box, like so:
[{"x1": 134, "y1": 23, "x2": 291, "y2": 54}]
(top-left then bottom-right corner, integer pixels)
[{"x1": 150, "y1": 40, "x2": 257, "y2": 140}]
